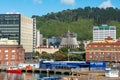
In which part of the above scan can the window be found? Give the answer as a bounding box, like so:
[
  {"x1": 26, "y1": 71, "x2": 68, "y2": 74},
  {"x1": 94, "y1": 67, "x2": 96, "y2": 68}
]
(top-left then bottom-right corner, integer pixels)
[
  {"x1": 12, "y1": 53, "x2": 15, "y2": 59},
  {"x1": 5, "y1": 50, "x2": 8, "y2": 52},
  {"x1": 89, "y1": 52, "x2": 92, "y2": 56},
  {"x1": 5, "y1": 54, "x2": 8, "y2": 59},
  {"x1": 12, "y1": 50, "x2": 15, "y2": 52}
]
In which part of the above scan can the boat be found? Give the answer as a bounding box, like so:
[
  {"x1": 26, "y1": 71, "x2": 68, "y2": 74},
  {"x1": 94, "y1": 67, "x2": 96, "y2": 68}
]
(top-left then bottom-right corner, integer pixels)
[
  {"x1": 6, "y1": 66, "x2": 22, "y2": 73},
  {"x1": 105, "y1": 68, "x2": 119, "y2": 77}
]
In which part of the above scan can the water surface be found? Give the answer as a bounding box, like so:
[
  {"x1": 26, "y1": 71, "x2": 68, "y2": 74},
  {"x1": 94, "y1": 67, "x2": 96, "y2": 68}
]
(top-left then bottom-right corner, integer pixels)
[{"x1": 0, "y1": 72, "x2": 64, "y2": 80}]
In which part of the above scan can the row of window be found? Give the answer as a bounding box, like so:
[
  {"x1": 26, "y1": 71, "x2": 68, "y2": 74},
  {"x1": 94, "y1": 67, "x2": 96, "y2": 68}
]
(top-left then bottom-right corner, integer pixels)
[
  {"x1": 0, "y1": 50, "x2": 15, "y2": 53},
  {"x1": 4, "y1": 54, "x2": 15, "y2": 59}
]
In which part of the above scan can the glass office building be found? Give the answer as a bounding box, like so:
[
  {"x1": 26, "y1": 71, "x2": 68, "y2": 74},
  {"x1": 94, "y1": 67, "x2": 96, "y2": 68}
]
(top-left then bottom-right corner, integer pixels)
[
  {"x1": 0, "y1": 14, "x2": 20, "y2": 42},
  {"x1": 0, "y1": 13, "x2": 36, "y2": 59}
]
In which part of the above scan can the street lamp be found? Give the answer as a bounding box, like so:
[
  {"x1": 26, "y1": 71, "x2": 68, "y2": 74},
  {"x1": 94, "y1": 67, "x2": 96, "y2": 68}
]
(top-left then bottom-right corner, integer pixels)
[
  {"x1": 67, "y1": 30, "x2": 70, "y2": 61},
  {"x1": 68, "y1": 48, "x2": 70, "y2": 61}
]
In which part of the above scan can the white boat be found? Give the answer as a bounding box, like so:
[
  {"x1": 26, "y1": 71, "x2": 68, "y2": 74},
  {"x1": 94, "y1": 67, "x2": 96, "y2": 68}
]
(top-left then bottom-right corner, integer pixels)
[{"x1": 105, "y1": 68, "x2": 119, "y2": 77}]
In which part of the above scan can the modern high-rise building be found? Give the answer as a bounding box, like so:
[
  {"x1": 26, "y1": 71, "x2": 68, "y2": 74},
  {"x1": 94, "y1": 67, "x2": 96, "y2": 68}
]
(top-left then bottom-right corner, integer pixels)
[
  {"x1": 0, "y1": 13, "x2": 36, "y2": 59},
  {"x1": 40, "y1": 34, "x2": 43, "y2": 45},
  {"x1": 93, "y1": 24, "x2": 116, "y2": 41},
  {"x1": 36, "y1": 30, "x2": 40, "y2": 47},
  {"x1": 33, "y1": 17, "x2": 36, "y2": 53},
  {"x1": 36, "y1": 30, "x2": 43, "y2": 47}
]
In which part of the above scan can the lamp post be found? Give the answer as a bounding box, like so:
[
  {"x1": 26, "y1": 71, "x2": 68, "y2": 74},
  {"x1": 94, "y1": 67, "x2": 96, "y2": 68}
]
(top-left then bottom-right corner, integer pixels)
[
  {"x1": 67, "y1": 30, "x2": 70, "y2": 61},
  {"x1": 68, "y1": 49, "x2": 70, "y2": 61}
]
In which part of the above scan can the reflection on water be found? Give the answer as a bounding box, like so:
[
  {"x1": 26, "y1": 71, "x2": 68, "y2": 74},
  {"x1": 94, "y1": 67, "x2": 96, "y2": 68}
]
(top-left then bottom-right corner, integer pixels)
[{"x1": 0, "y1": 72, "x2": 63, "y2": 80}]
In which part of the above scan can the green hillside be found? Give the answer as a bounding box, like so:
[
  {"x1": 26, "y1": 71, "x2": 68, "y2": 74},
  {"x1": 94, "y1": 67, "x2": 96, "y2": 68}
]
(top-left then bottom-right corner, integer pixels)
[{"x1": 34, "y1": 7, "x2": 120, "y2": 40}]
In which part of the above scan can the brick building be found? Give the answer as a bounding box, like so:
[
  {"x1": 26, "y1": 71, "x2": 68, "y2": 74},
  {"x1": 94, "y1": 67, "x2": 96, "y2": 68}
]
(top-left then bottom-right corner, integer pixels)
[
  {"x1": 86, "y1": 37, "x2": 120, "y2": 63},
  {"x1": 0, "y1": 39, "x2": 25, "y2": 65}
]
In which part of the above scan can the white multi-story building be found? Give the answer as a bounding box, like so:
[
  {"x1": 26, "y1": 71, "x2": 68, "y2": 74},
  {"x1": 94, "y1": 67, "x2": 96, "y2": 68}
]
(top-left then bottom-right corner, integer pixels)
[
  {"x1": 93, "y1": 24, "x2": 116, "y2": 41},
  {"x1": 40, "y1": 34, "x2": 43, "y2": 45},
  {"x1": 36, "y1": 30, "x2": 40, "y2": 47},
  {"x1": 36, "y1": 30, "x2": 43, "y2": 47}
]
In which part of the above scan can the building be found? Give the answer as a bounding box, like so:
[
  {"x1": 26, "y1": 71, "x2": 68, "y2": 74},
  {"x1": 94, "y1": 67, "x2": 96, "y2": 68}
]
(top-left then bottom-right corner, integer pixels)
[
  {"x1": 0, "y1": 38, "x2": 25, "y2": 65},
  {"x1": 86, "y1": 37, "x2": 120, "y2": 62},
  {"x1": 40, "y1": 34, "x2": 43, "y2": 45},
  {"x1": 0, "y1": 13, "x2": 36, "y2": 59},
  {"x1": 39, "y1": 60, "x2": 106, "y2": 71},
  {"x1": 47, "y1": 36, "x2": 61, "y2": 47},
  {"x1": 33, "y1": 17, "x2": 37, "y2": 53},
  {"x1": 36, "y1": 46, "x2": 59, "y2": 54},
  {"x1": 93, "y1": 24, "x2": 116, "y2": 41},
  {"x1": 59, "y1": 30, "x2": 79, "y2": 49},
  {"x1": 36, "y1": 30, "x2": 43, "y2": 47}
]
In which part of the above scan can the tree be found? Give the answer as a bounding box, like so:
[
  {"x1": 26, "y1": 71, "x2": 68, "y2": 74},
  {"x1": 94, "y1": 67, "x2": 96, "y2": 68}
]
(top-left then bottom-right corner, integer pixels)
[
  {"x1": 35, "y1": 51, "x2": 40, "y2": 57},
  {"x1": 79, "y1": 42, "x2": 85, "y2": 51},
  {"x1": 60, "y1": 47, "x2": 68, "y2": 53}
]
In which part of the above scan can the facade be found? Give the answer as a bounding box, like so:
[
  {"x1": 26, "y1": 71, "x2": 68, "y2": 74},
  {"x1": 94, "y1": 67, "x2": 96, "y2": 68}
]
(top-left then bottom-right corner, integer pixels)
[
  {"x1": 36, "y1": 30, "x2": 43, "y2": 47},
  {"x1": 59, "y1": 30, "x2": 79, "y2": 48},
  {"x1": 0, "y1": 39, "x2": 25, "y2": 65},
  {"x1": 36, "y1": 46, "x2": 59, "y2": 54},
  {"x1": 33, "y1": 17, "x2": 36, "y2": 53},
  {"x1": 93, "y1": 24, "x2": 116, "y2": 41},
  {"x1": 86, "y1": 37, "x2": 120, "y2": 62},
  {"x1": 47, "y1": 36, "x2": 61, "y2": 47},
  {"x1": 40, "y1": 33, "x2": 43, "y2": 46},
  {"x1": 0, "y1": 13, "x2": 36, "y2": 58}
]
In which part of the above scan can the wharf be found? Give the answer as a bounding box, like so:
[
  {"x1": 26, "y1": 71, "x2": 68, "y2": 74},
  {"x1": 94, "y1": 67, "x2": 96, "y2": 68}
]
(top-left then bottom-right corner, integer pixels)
[
  {"x1": 0, "y1": 65, "x2": 71, "y2": 75},
  {"x1": 0, "y1": 66, "x2": 106, "y2": 77},
  {"x1": 1, "y1": 66, "x2": 120, "y2": 80},
  {"x1": 62, "y1": 70, "x2": 120, "y2": 80},
  {"x1": 0, "y1": 66, "x2": 105, "y2": 76}
]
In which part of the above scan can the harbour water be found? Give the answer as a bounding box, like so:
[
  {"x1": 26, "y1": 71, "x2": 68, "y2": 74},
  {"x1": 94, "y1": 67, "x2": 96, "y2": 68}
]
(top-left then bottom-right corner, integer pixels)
[{"x1": 0, "y1": 72, "x2": 65, "y2": 80}]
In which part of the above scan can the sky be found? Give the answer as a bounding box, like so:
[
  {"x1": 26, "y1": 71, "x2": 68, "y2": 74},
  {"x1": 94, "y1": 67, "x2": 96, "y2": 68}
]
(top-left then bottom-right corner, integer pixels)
[{"x1": 0, "y1": 0, "x2": 120, "y2": 17}]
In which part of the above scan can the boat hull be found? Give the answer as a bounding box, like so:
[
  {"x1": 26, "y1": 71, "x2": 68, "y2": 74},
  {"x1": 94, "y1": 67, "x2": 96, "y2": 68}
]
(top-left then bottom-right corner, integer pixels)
[{"x1": 6, "y1": 70, "x2": 22, "y2": 74}]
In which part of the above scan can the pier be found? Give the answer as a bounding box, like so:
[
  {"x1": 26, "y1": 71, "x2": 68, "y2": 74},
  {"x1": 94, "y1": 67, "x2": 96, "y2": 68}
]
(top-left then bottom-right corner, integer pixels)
[
  {"x1": 0, "y1": 66, "x2": 71, "y2": 75},
  {"x1": 0, "y1": 66, "x2": 105, "y2": 76}
]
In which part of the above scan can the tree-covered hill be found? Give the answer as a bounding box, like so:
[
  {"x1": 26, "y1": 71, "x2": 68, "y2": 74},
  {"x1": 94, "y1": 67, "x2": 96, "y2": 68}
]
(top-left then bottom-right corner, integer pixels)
[{"x1": 33, "y1": 7, "x2": 120, "y2": 40}]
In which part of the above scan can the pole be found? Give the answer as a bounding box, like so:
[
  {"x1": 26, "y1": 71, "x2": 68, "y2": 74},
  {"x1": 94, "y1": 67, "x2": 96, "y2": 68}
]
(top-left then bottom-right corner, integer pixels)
[
  {"x1": 68, "y1": 49, "x2": 70, "y2": 61},
  {"x1": 67, "y1": 30, "x2": 70, "y2": 61}
]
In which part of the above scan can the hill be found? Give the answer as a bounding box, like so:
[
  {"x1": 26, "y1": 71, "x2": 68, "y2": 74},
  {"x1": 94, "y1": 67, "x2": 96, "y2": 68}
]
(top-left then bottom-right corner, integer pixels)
[{"x1": 33, "y1": 7, "x2": 120, "y2": 40}]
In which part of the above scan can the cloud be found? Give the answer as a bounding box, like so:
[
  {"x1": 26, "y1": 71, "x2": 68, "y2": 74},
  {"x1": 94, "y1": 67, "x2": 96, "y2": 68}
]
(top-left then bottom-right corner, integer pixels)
[
  {"x1": 99, "y1": 0, "x2": 115, "y2": 9},
  {"x1": 34, "y1": 0, "x2": 42, "y2": 4},
  {"x1": 61, "y1": 0, "x2": 75, "y2": 5}
]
